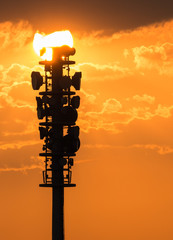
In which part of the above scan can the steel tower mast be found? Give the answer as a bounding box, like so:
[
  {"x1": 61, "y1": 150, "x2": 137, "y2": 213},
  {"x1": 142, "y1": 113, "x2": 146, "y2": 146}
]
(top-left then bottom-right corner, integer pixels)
[{"x1": 31, "y1": 45, "x2": 81, "y2": 240}]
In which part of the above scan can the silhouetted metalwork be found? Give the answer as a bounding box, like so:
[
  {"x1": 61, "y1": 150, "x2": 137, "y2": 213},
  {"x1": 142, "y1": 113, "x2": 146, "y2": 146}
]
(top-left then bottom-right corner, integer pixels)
[{"x1": 31, "y1": 45, "x2": 81, "y2": 240}]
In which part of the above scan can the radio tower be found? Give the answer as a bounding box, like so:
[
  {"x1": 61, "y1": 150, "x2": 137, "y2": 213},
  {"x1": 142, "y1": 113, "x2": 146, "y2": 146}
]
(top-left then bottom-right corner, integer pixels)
[{"x1": 31, "y1": 44, "x2": 81, "y2": 240}]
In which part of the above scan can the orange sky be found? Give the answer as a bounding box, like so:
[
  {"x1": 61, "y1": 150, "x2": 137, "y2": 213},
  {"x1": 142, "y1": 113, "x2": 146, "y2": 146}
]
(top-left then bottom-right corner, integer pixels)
[{"x1": 1, "y1": 19, "x2": 173, "y2": 240}]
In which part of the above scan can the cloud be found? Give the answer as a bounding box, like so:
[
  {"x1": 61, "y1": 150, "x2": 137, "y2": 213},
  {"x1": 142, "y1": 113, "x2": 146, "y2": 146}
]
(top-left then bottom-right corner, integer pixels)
[
  {"x1": 73, "y1": 62, "x2": 131, "y2": 81},
  {"x1": 133, "y1": 94, "x2": 155, "y2": 104},
  {"x1": 80, "y1": 89, "x2": 96, "y2": 104},
  {"x1": 0, "y1": 62, "x2": 43, "y2": 112},
  {"x1": 75, "y1": 20, "x2": 173, "y2": 47},
  {"x1": 132, "y1": 42, "x2": 173, "y2": 75},
  {"x1": 131, "y1": 144, "x2": 173, "y2": 155},
  {"x1": 155, "y1": 104, "x2": 173, "y2": 118},
  {"x1": 79, "y1": 94, "x2": 173, "y2": 132},
  {"x1": 102, "y1": 98, "x2": 122, "y2": 112},
  {"x1": 0, "y1": 21, "x2": 33, "y2": 50},
  {"x1": 0, "y1": 164, "x2": 42, "y2": 173},
  {"x1": 83, "y1": 143, "x2": 173, "y2": 155},
  {"x1": 71, "y1": 20, "x2": 173, "y2": 135},
  {"x1": 2, "y1": 63, "x2": 32, "y2": 83},
  {"x1": 73, "y1": 20, "x2": 173, "y2": 89},
  {"x1": 0, "y1": 140, "x2": 40, "y2": 150},
  {"x1": 0, "y1": 19, "x2": 173, "y2": 172}
]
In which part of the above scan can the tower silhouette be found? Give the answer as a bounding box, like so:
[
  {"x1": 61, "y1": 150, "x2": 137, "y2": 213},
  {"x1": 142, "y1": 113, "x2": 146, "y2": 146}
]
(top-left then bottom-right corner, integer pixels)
[{"x1": 31, "y1": 44, "x2": 81, "y2": 240}]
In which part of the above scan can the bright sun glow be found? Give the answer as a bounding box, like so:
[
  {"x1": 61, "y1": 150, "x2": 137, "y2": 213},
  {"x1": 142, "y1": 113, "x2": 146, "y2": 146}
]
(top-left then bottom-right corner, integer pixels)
[{"x1": 33, "y1": 30, "x2": 74, "y2": 61}]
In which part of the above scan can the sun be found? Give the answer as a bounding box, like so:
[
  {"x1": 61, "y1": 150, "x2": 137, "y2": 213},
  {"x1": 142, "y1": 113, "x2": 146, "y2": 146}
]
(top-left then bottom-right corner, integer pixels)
[{"x1": 33, "y1": 30, "x2": 74, "y2": 61}]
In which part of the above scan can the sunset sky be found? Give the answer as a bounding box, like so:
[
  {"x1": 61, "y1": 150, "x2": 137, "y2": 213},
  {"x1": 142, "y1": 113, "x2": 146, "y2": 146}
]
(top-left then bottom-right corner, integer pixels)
[{"x1": 1, "y1": 1, "x2": 173, "y2": 240}]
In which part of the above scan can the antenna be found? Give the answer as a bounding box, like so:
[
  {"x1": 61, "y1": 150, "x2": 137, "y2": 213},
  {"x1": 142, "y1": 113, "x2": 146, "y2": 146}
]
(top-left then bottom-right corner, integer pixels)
[{"x1": 31, "y1": 44, "x2": 81, "y2": 240}]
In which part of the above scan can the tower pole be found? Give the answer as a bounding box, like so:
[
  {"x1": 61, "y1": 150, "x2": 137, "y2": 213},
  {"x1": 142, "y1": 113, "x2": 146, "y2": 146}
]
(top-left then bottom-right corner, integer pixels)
[
  {"x1": 51, "y1": 57, "x2": 64, "y2": 240},
  {"x1": 52, "y1": 185, "x2": 64, "y2": 240}
]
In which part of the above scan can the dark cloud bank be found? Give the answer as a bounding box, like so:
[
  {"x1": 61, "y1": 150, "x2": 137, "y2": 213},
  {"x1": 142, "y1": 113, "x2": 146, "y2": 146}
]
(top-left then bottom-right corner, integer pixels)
[{"x1": 0, "y1": 0, "x2": 173, "y2": 32}]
